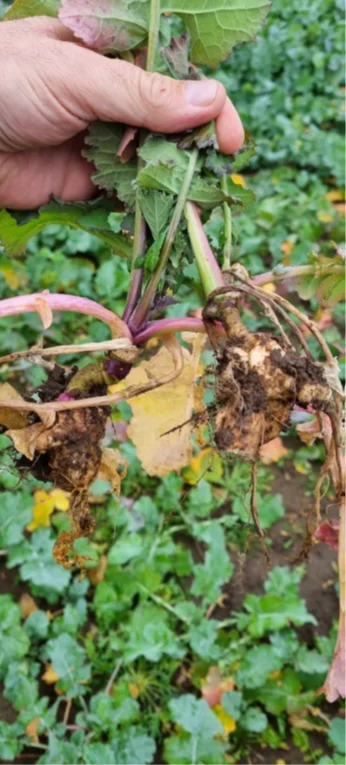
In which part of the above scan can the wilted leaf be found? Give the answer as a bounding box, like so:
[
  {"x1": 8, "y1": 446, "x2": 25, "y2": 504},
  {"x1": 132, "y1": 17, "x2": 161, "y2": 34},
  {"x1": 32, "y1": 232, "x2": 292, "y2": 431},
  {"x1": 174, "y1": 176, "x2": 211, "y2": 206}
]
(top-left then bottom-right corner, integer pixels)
[
  {"x1": 162, "y1": 0, "x2": 270, "y2": 67},
  {"x1": 33, "y1": 297, "x2": 53, "y2": 329},
  {"x1": 213, "y1": 704, "x2": 236, "y2": 735},
  {"x1": 59, "y1": 0, "x2": 150, "y2": 53},
  {"x1": 0, "y1": 383, "x2": 28, "y2": 430},
  {"x1": 42, "y1": 663, "x2": 60, "y2": 685},
  {"x1": 98, "y1": 447, "x2": 127, "y2": 495},
  {"x1": 116, "y1": 338, "x2": 205, "y2": 476},
  {"x1": 19, "y1": 593, "x2": 38, "y2": 620},
  {"x1": 25, "y1": 717, "x2": 40, "y2": 744},
  {"x1": 183, "y1": 447, "x2": 223, "y2": 485},
  {"x1": 161, "y1": 33, "x2": 190, "y2": 78},
  {"x1": 315, "y1": 520, "x2": 339, "y2": 551},
  {"x1": 260, "y1": 436, "x2": 289, "y2": 464},
  {"x1": 7, "y1": 422, "x2": 51, "y2": 461},
  {"x1": 87, "y1": 554, "x2": 108, "y2": 585},
  {"x1": 201, "y1": 666, "x2": 234, "y2": 708}
]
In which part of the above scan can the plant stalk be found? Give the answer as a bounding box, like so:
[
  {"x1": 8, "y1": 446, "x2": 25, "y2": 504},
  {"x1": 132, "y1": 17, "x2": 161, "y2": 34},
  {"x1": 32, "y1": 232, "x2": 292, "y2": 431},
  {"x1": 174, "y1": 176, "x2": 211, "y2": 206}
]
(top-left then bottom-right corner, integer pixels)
[
  {"x1": 221, "y1": 176, "x2": 232, "y2": 270},
  {"x1": 126, "y1": 0, "x2": 161, "y2": 320},
  {"x1": 253, "y1": 264, "x2": 345, "y2": 286},
  {"x1": 130, "y1": 148, "x2": 199, "y2": 330},
  {"x1": 185, "y1": 201, "x2": 225, "y2": 297}
]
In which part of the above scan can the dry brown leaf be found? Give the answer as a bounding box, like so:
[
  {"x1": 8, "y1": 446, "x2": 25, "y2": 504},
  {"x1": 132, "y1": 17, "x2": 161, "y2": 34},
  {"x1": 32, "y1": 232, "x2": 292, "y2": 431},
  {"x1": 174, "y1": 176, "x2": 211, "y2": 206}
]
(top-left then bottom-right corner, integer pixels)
[
  {"x1": 7, "y1": 421, "x2": 49, "y2": 460},
  {"x1": 260, "y1": 436, "x2": 289, "y2": 464},
  {"x1": 98, "y1": 447, "x2": 127, "y2": 495},
  {"x1": 0, "y1": 383, "x2": 28, "y2": 430},
  {"x1": 42, "y1": 663, "x2": 60, "y2": 684},
  {"x1": 35, "y1": 296, "x2": 53, "y2": 329},
  {"x1": 87, "y1": 553, "x2": 108, "y2": 585},
  {"x1": 124, "y1": 337, "x2": 205, "y2": 476},
  {"x1": 26, "y1": 717, "x2": 40, "y2": 744},
  {"x1": 19, "y1": 593, "x2": 38, "y2": 619},
  {"x1": 201, "y1": 666, "x2": 235, "y2": 708}
]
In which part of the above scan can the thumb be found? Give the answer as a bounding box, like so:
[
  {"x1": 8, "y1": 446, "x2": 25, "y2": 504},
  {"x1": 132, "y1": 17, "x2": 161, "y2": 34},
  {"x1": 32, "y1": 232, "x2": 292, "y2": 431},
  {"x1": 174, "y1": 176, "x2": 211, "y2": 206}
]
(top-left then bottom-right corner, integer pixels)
[{"x1": 61, "y1": 45, "x2": 227, "y2": 134}]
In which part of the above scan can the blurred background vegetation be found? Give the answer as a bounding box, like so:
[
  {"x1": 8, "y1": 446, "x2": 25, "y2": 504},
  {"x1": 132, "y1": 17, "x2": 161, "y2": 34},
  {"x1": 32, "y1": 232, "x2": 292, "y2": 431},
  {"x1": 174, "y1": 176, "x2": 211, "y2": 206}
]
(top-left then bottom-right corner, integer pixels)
[{"x1": 0, "y1": 1, "x2": 344, "y2": 763}]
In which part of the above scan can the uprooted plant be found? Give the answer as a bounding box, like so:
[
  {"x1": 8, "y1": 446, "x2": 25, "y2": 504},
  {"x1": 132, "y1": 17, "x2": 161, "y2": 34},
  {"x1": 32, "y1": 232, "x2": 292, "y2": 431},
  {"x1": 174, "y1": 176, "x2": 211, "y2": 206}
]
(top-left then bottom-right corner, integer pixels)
[{"x1": 0, "y1": 0, "x2": 344, "y2": 702}]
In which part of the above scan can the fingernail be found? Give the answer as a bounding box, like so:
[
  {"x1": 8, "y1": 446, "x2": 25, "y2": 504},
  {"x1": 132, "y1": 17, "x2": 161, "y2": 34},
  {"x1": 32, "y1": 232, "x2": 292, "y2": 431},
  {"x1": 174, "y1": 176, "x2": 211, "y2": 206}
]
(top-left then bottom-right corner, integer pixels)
[{"x1": 184, "y1": 80, "x2": 219, "y2": 107}]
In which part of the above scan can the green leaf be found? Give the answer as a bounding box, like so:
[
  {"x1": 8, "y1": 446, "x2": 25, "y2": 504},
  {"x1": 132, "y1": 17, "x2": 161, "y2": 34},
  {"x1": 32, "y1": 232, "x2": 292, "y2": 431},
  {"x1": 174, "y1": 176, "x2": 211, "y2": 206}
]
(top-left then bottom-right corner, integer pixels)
[
  {"x1": 240, "y1": 591, "x2": 316, "y2": 637},
  {"x1": 162, "y1": 0, "x2": 270, "y2": 67},
  {"x1": 37, "y1": 732, "x2": 79, "y2": 765},
  {"x1": 24, "y1": 610, "x2": 49, "y2": 640},
  {"x1": 82, "y1": 743, "x2": 116, "y2": 765},
  {"x1": 0, "y1": 201, "x2": 131, "y2": 258},
  {"x1": 144, "y1": 229, "x2": 167, "y2": 272},
  {"x1": 241, "y1": 707, "x2": 268, "y2": 733},
  {"x1": 4, "y1": 663, "x2": 39, "y2": 712},
  {"x1": 0, "y1": 492, "x2": 32, "y2": 547},
  {"x1": 9, "y1": 529, "x2": 71, "y2": 594},
  {"x1": 46, "y1": 633, "x2": 91, "y2": 697},
  {"x1": 83, "y1": 123, "x2": 137, "y2": 209},
  {"x1": 222, "y1": 691, "x2": 243, "y2": 721},
  {"x1": 169, "y1": 694, "x2": 223, "y2": 738},
  {"x1": 5, "y1": 0, "x2": 59, "y2": 19},
  {"x1": 0, "y1": 721, "x2": 23, "y2": 762},
  {"x1": 138, "y1": 190, "x2": 174, "y2": 239},
  {"x1": 108, "y1": 533, "x2": 145, "y2": 566},
  {"x1": 73, "y1": 536, "x2": 99, "y2": 562},
  {"x1": 191, "y1": 522, "x2": 233, "y2": 604},
  {"x1": 328, "y1": 719, "x2": 346, "y2": 755},
  {"x1": 236, "y1": 645, "x2": 282, "y2": 689},
  {"x1": 137, "y1": 137, "x2": 190, "y2": 195},
  {"x1": 123, "y1": 605, "x2": 185, "y2": 663},
  {"x1": 0, "y1": 596, "x2": 30, "y2": 677},
  {"x1": 59, "y1": 0, "x2": 150, "y2": 53},
  {"x1": 164, "y1": 734, "x2": 227, "y2": 765},
  {"x1": 295, "y1": 646, "x2": 329, "y2": 675},
  {"x1": 187, "y1": 619, "x2": 221, "y2": 661},
  {"x1": 111, "y1": 727, "x2": 156, "y2": 764},
  {"x1": 255, "y1": 668, "x2": 302, "y2": 714}
]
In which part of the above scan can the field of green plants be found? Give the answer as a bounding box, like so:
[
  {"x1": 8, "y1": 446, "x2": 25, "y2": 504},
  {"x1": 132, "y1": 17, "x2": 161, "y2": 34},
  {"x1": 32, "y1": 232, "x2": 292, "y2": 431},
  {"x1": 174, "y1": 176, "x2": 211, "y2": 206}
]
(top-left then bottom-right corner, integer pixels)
[{"x1": 0, "y1": 0, "x2": 344, "y2": 763}]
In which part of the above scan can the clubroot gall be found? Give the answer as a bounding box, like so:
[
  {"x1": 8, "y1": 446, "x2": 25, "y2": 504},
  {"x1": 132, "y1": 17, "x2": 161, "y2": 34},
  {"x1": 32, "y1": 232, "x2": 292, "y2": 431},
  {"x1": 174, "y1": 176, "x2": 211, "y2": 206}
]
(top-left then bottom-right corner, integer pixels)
[{"x1": 0, "y1": 0, "x2": 344, "y2": 703}]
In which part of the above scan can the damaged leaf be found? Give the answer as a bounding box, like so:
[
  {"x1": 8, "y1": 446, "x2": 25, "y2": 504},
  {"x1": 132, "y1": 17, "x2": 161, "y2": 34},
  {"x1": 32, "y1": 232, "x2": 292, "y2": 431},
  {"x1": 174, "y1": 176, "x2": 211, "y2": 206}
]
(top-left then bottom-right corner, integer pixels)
[{"x1": 59, "y1": 0, "x2": 150, "y2": 53}]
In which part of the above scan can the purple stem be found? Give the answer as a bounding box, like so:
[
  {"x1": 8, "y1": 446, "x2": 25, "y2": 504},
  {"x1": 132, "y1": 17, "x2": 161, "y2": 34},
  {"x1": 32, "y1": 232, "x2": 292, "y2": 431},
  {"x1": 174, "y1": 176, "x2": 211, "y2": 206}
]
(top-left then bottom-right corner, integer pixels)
[
  {"x1": 123, "y1": 269, "x2": 143, "y2": 323},
  {"x1": 134, "y1": 317, "x2": 206, "y2": 344},
  {"x1": 0, "y1": 292, "x2": 132, "y2": 339}
]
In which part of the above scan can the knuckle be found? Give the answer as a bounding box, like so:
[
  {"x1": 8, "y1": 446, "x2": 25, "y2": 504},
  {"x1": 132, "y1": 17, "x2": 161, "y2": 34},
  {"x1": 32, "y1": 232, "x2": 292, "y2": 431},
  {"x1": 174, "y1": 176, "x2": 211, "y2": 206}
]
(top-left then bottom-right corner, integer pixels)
[{"x1": 139, "y1": 71, "x2": 174, "y2": 113}]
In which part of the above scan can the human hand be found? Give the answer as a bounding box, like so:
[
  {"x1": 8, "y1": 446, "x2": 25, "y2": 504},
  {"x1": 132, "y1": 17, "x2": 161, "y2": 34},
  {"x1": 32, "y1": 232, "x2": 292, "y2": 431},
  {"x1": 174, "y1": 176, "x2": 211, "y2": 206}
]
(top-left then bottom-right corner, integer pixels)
[{"x1": 0, "y1": 17, "x2": 244, "y2": 209}]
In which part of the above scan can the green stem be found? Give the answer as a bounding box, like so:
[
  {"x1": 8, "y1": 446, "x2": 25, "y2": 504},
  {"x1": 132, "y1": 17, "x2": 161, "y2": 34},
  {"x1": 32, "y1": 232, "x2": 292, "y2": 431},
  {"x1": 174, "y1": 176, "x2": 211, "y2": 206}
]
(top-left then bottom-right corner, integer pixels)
[
  {"x1": 185, "y1": 200, "x2": 225, "y2": 297},
  {"x1": 146, "y1": 0, "x2": 161, "y2": 73},
  {"x1": 130, "y1": 148, "x2": 199, "y2": 330},
  {"x1": 221, "y1": 175, "x2": 232, "y2": 270},
  {"x1": 127, "y1": 0, "x2": 161, "y2": 308}
]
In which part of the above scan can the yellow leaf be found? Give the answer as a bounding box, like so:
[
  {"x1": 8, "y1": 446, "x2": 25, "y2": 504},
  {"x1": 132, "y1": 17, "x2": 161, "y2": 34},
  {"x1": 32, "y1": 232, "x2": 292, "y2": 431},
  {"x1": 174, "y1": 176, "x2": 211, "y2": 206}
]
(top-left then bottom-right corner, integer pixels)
[
  {"x1": 261, "y1": 282, "x2": 276, "y2": 293},
  {"x1": 230, "y1": 173, "x2": 246, "y2": 187},
  {"x1": 129, "y1": 683, "x2": 140, "y2": 699},
  {"x1": 325, "y1": 190, "x2": 344, "y2": 202},
  {"x1": 120, "y1": 338, "x2": 205, "y2": 476},
  {"x1": 317, "y1": 211, "x2": 333, "y2": 223},
  {"x1": 50, "y1": 488, "x2": 69, "y2": 512},
  {"x1": 27, "y1": 488, "x2": 69, "y2": 531},
  {"x1": 42, "y1": 663, "x2": 60, "y2": 684},
  {"x1": 280, "y1": 240, "x2": 293, "y2": 256},
  {"x1": 19, "y1": 593, "x2": 38, "y2": 619},
  {"x1": 0, "y1": 383, "x2": 28, "y2": 430},
  {"x1": 0, "y1": 265, "x2": 20, "y2": 290},
  {"x1": 183, "y1": 447, "x2": 223, "y2": 485},
  {"x1": 26, "y1": 717, "x2": 40, "y2": 744},
  {"x1": 276, "y1": 760, "x2": 286, "y2": 764},
  {"x1": 214, "y1": 705, "x2": 236, "y2": 735}
]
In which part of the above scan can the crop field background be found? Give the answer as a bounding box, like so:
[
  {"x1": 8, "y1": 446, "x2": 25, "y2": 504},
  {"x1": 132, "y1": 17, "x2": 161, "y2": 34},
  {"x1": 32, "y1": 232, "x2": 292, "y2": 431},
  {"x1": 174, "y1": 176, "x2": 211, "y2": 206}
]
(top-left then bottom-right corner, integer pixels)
[{"x1": 0, "y1": 0, "x2": 344, "y2": 763}]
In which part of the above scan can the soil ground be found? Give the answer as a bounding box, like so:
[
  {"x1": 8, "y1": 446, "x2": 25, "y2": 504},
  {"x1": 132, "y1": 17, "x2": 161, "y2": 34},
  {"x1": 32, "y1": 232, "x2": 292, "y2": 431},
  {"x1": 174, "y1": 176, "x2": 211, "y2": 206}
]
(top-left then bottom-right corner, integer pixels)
[{"x1": 0, "y1": 465, "x2": 340, "y2": 765}]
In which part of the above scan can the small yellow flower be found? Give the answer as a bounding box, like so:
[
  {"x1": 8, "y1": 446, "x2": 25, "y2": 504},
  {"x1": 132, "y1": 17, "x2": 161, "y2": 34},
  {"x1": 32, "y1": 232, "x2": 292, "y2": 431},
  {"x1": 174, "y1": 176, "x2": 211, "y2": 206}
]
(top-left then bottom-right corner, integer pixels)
[
  {"x1": 27, "y1": 489, "x2": 69, "y2": 531},
  {"x1": 230, "y1": 173, "x2": 247, "y2": 188}
]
